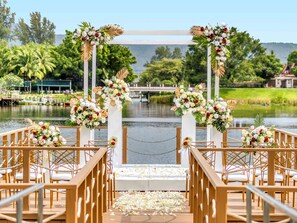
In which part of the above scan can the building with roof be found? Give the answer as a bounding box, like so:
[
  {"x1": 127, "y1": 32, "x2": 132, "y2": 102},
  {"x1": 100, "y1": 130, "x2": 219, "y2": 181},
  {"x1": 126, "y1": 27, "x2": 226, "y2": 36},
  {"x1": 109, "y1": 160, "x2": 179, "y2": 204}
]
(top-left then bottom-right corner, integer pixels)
[{"x1": 267, "y1": 63, "x2": 297, "y2": 88}]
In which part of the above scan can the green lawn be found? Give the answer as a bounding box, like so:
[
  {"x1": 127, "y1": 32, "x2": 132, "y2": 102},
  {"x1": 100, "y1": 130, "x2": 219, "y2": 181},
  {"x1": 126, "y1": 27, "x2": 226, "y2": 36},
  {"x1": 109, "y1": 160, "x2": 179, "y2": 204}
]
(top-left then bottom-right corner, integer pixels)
[{"x1": 219, "y1": 88, "x2": 297, "y2": 105}]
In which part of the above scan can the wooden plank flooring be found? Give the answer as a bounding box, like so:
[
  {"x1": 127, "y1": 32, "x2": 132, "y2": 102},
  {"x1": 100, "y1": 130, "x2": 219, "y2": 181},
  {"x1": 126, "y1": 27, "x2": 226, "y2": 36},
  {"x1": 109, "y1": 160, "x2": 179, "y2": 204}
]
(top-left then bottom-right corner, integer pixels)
[{"x1": 0, "y1": 189, "x2": 296, "y2": 222}]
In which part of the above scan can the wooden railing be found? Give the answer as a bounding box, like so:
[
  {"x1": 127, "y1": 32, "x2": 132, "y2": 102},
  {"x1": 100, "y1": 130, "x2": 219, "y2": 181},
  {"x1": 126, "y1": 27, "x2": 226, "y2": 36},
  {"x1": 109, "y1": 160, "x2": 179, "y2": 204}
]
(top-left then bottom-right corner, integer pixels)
[
  {"x1": 0, "y1": 146, "x2": 108, "y2": 223},
  {"x1": 274, "y1": 128, "x2": 297, "y2": 148},
  {"x1": 190, "y1": 147, "x2": 297, "y2": 223}
]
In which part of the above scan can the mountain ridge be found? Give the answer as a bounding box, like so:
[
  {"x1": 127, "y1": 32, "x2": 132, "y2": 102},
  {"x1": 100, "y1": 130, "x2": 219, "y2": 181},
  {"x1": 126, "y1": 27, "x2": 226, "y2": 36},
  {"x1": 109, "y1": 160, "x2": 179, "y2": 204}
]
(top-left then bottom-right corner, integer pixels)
[{"x1": 55, "y1": 35, "x2": 297, "y2": 73}]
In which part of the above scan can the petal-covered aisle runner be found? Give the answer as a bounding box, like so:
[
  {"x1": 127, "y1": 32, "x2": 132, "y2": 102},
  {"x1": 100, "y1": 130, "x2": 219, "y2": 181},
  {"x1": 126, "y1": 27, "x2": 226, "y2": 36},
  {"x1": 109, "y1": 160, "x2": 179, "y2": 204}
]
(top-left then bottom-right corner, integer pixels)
[{"x1": 113, "y1": 191, "x2": 187, "y2": 216}]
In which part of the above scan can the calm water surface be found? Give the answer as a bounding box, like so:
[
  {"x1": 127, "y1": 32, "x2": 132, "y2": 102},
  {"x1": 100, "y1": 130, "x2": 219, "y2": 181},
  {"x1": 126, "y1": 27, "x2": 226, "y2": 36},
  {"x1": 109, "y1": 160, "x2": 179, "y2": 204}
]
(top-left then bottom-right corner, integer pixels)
[{"x1": 1, "y1": 101, "x2": 297, "y2": 163}]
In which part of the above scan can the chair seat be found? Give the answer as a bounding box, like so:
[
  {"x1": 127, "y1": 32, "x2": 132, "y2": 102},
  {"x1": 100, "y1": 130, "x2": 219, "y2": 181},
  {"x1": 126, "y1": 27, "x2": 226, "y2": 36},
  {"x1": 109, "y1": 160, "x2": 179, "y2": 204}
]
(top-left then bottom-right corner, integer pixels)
[
  {"x1": 291, "y1": 175, "x2": 297, "y2": 181},
  {"x1": 15, "y1": 172, "x2": 43, "y2": 181},
  {"x1": 223, "y1": 174, "x2": 249, "y2": 182},
  {"x1": 0, "y1": 169, "x2": 12, "y2": 174},
  {"x1": 286, "y1": 170, "x2": 297, "y2": 177},
  {"x1": 52, "y1": 173, "x2": 72, "y2": 181},
  {"x1": 256, "y1": 174, "x2": 284, "y2": 182}
]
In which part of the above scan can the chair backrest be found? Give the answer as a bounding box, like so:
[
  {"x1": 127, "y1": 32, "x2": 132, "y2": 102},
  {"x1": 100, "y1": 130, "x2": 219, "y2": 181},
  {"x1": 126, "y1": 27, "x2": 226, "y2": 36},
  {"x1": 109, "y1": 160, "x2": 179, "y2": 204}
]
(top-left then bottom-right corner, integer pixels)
[
  {"x1": 222, "y1": 151, "x2": 252, "y2": 178},
  {"x1": 48, "y1": 149, "x2": 79, "y2": 177}
]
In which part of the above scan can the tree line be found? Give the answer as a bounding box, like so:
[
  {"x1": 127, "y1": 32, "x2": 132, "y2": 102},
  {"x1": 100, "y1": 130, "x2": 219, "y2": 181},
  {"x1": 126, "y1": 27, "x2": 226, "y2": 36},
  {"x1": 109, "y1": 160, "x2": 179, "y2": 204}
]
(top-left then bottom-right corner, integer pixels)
[{"x1": 1, "y1": 0, "x2": 297, "y2": 91}]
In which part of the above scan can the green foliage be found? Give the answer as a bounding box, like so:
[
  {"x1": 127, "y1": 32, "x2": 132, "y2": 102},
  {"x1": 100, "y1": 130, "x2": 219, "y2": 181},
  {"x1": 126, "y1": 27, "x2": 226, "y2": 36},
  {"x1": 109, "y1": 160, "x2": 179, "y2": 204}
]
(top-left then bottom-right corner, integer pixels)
[
  {"x1": 183, "y1": 45, "x2": 207, "y2": 84},
  {"x1": 251, "y1": 51, "x2": 282, "y2": 82},
  {"x1": 8, "y1": 43, "x2": 55, "y2": 80},
  {"x1": 49, "y1": 30, "x2": 83, "y2": 89},
  {"x1": 147, "y1": 46, "x2": 183, "y2": 65},
  {"x1": 184, "y1": 29, "x2": 282, "y2": 85},
  {"x1": 287, "y1": 50, "x2": 297, "y2": 65},
  {"x1": 254, "y1": 113, "x2": 265, "y2": 127},
  {"x1": 0, "y1": 0, "x2": 15, "y2": 40},
  {"x1": 150, "y1": 94, "x2": 174, "y2": 104},
  {"x1": 291, "y1": 66, "x2": 297, "y2": 77},
  {"x1": 0, "y1": 40, "x2": 10, "y2": 77},
  {"x1": 48, "y1": 30, "x2": 137, "y2": 89},
  {"x1": 0, "y1": 74, "x2": 23, "y2": 90},
  {"x1": 14, "y1": 12, "x2": 56, "y2": 45},
  {"x1": 139, "y1": 58, "x2": 183, "y2": 85}
]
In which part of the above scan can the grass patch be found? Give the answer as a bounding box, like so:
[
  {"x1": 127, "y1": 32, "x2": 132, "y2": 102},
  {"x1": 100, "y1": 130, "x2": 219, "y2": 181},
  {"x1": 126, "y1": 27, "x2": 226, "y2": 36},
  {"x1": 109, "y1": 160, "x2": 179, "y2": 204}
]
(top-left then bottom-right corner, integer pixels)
[
  {"x1": 220, "y1": 88, "x2": 297, "y2": 105},
  {"x1": 150, "y1": 94, "x2": 174, "y2": 104}
]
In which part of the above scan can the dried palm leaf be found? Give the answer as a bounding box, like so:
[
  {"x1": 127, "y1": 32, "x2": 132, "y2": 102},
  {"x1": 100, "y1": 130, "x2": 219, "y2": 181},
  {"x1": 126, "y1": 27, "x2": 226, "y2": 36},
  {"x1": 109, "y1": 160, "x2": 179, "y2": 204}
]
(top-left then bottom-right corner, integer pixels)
[
  {"x1": 101, "y1": 110, "x2": 108, "y2": 118},
  {"x1": 116, "y1": 68, "x2": 129, "y2": 80},
  {"x1": 213, "y1": 64, "x2": 225, "y2": 77},
  {"x1": 70, "y1": 98, "x2": 79, "y2": 107},
  {"x1": 81, "y1": 41, "x2": 93, "y2": 61},
  {"x1": 190, "y1": 26, "x2": 205, "y2": 37},
  {"x1": 227, "y1": 100, "x2": 237, "y2": 110},
  {"x1": 171, "y1": 106, "x2": 178, "y2": 112},
  {"x1": 175, "y1": 88, "x2": 181, "y2": 97},
  {"x1": 93, "y1": 86, "x2": 103, "y2": 94},
  {"x1": 110, "y1": 100, "x2": 116, "y2": 107}
]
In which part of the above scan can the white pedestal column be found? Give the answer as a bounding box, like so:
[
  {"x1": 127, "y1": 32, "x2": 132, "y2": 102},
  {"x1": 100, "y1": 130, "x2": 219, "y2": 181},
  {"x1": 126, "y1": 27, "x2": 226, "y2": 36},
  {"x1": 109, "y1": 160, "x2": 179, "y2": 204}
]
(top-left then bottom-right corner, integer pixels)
[
  {"x1": 108, "y1": 105, "x2": 123, "y2": 168},
  {"x1": 80, "y1": 126, "x2": 94, "y2": 165},
  {"x1": 181, "y1": 113, "x2": 196, "y2": 168},
  {"x1": 212, "y1": 127, "x2": 223, "y2": 172}
]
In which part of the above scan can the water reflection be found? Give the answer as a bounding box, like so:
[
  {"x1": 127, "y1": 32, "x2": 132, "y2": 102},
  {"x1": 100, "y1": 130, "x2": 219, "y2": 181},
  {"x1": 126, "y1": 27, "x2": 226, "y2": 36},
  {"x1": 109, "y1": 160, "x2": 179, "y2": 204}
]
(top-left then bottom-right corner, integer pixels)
[{"x1": 1, "y1": 102, "x2": 297, "y2": 163}]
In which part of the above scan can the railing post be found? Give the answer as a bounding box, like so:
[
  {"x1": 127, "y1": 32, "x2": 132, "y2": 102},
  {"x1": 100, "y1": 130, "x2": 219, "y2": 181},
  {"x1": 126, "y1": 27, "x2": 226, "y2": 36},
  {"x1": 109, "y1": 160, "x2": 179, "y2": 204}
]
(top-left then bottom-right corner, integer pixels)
[
  {"x1": 23, "y1": 149, "x2": 30, "y2": 211},
  {"x1": 122, "y1": 127, "x2": 127, "y2": 164},
  {"x1": 223, "y1": 130, "x2": 227, "y2": 146},
  {"x1": 176, "y1": 127, "x2": 181, "y2": 164},
  {"x1": 216, "y1": 187, "x2": 227, "y2": 223},
  {"x1": 267, "y1": 150, "x2": 275, "y2": 213},
  {"x1": 66, "y1": 187, "x2": 78, "y2": 223}
]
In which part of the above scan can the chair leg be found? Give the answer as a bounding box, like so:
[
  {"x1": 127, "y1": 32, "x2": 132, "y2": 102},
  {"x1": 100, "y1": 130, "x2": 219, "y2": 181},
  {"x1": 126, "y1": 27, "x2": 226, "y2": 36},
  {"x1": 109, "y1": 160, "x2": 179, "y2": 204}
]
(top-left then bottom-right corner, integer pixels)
[
  {"x1": 185, "y1": 175, "x2": 189, "y2": 199},
  {"x1": 293, "y1": 181, "x2": 296, "y2": 207},
  {"x1": 113, "y1": 173, "x2": 116, "y2": 199}
]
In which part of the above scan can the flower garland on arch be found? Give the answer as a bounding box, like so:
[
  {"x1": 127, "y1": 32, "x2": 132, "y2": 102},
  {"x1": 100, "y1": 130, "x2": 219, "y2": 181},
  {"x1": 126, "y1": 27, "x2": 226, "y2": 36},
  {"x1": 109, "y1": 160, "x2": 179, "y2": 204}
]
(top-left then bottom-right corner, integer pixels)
[
  {"x1": 72, "y1": 22, "x2": 123, "y2": 61},
  {"x1": 190, "y1": 23, "x2": 233, "y2": 77},
  {"x1": 93, "y1": 68, "x2": 131, "y2": 109}
]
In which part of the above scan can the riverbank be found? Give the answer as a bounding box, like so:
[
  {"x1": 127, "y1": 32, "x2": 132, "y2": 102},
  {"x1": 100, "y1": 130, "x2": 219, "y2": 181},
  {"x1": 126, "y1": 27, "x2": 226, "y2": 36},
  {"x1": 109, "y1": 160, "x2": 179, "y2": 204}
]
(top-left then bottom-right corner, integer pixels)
[{"x1": 150, "y1": 88, "x2": 297, "y2": 105}]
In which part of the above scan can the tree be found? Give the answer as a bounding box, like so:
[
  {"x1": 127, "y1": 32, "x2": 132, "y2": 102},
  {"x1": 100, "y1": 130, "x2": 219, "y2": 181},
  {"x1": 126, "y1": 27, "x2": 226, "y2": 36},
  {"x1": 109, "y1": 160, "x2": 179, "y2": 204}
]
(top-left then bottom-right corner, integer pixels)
[
  {"x1": 287, "y1": 50, "x2": 297, "y2": 66},
  {"x1": 252, "y1": 51, "x2": 282, "y2": 82},
  {"x1": 0, "y1": 74, "x2": 23, "y2": 90},
  {"x1": 49, "y1": 30, "x2": 137, "y2": 90},
  {"x1": 139, "y1": 58, "x2": 183, "y2": 85},
  {"x1": 0, "y1": 0, "x2": 15, "y2": 40},
  {"x1": 14, "y1": 12, "x2": 56, "y2": 45},
  {"x1": 0, "y1": 40, "x2": 10, "y2": 77},
  {"x1": 8, "y1": 43, "x2": 55, "y2": 80},
  {"x1": 184, "y1": 28, "x2": 281, "y2": 84}
]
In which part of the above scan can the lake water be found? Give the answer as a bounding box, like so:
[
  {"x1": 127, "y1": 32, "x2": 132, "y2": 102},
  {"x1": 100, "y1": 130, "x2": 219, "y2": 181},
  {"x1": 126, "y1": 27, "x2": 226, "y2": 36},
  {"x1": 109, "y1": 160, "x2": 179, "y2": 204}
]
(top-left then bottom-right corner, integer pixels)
[{"x1": 1, "y1": 100, "x2": 297, "y2": 164}]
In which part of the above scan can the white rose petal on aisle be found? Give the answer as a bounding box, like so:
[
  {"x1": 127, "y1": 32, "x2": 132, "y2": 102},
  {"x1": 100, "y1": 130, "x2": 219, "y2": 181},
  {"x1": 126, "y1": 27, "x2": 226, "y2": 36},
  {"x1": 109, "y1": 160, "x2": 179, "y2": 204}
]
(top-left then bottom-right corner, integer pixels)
[{"x1": 113, "y1": 191, "x2": 186, "y2": 216}]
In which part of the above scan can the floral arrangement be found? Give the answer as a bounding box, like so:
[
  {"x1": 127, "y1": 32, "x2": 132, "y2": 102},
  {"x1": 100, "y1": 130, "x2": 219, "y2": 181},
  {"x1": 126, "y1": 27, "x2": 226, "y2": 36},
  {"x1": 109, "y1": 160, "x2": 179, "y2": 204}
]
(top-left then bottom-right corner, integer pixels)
[
  {"x1": 241, "y1": 125, "x2": 275, "y2": 148},
  {"x1": 113, "y1": 191, "x2": 186, "y2": 216},
  {"x1": 171, "y1": 85, "x2": 206, "y2": 121},
  {"x1": 72, "y1": 22, "x2": 123, "y2": 61},
  {"x1": 109, "y1": 136, "x2": 117, "y2": 148},
  {"x1": 29, "y1": 121, "x2": 66, "y2": 147},
  {"x1": 182, "y1": 137, "x2": 192, "y2": 149},
  {"x1": 70, "y1": 98, "x2": 108, "y2": 129},
  {"x1": 202, "y1": 97, "x2": 233, "y2": 133},
  {"x1": 190, "y1": 23, "x2": 233, "y2": 77},
  {"x1": 94, "y1": 68, "x2": 131, "y2": 109}
]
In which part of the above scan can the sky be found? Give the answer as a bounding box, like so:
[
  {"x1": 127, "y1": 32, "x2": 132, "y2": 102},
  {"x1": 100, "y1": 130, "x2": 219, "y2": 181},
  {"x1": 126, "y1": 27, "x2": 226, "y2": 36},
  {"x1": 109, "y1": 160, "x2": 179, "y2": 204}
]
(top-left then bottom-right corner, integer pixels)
[{"x1": 7, "y1": 0, "x2": 297, "y2": 43}]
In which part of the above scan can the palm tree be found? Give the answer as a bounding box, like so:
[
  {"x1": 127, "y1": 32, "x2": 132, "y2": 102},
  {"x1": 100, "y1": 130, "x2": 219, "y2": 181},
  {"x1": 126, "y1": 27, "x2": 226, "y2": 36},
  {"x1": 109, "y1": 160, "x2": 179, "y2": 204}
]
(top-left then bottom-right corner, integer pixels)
[{"x1": 8, "y1": 43, "x2": 55, "y2": 80}]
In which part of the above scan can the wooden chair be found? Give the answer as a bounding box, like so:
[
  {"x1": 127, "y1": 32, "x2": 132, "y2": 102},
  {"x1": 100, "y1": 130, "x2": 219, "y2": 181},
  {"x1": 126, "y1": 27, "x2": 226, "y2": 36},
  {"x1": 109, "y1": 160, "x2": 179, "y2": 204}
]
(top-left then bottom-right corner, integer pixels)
[
  {"x1": 48, "y1": 148, "x2": 80, "y2": 208},
  {"x1": 222, "y1": 150, "x2": 252, "y2": 201}
]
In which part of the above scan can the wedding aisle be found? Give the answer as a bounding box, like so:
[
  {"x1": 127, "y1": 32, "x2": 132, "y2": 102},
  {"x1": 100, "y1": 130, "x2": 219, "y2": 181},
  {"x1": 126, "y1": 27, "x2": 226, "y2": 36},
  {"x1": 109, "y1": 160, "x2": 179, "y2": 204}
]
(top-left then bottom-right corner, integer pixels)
[{"x1": 104, "y1": 191, "x2": 192, "y2": 223}]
